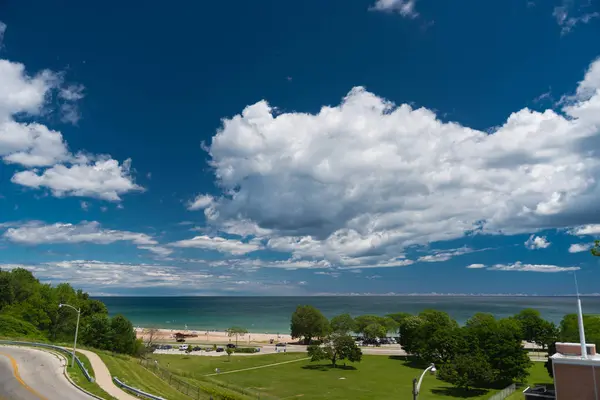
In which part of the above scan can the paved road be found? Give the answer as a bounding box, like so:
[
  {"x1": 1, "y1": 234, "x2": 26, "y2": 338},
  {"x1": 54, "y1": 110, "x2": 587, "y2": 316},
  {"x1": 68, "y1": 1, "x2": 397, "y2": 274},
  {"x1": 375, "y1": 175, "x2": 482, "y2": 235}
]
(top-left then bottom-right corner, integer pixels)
[{"x1": 0, "y1": 346, "x2": 94, "y2": 400}]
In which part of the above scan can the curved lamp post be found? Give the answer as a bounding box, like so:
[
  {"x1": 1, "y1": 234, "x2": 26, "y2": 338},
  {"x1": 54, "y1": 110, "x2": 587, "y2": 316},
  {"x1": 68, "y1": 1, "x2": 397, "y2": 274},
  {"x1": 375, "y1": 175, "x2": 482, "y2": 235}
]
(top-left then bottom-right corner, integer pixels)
[
  {"x1": 59, "y1": 303, "x2": 81, "y2": 368},
  {"x1": 412, "y1": 363, "x2": 436, "y2": 400}
]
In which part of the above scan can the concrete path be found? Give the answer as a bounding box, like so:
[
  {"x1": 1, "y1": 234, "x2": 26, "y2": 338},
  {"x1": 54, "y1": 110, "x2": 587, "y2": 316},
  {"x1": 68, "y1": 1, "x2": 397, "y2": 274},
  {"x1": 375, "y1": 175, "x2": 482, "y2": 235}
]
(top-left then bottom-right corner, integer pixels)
[
  {"x1": 77, "y1": 349, "x2": 139, "y2": 400},
  {"x1": 0, "y1": 345, "x2": 95, "y2": 400}
]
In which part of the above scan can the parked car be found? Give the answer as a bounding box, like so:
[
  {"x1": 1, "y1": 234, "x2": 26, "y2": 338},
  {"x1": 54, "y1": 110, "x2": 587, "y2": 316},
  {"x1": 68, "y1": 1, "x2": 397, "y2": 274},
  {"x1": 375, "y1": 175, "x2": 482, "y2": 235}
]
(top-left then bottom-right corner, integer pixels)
[
  {"x1": 275, "y1": 342, "x2": 287, "y2": 347},
  {"x1": 179, "y1": 345, "x2": 188, "y2": 351},
  {"x1": 216, "y1": 347, "x2": 224, "y2": 352},
  {"x1": 226, "y1": 343, "x2": 236, "y2": 348},
  {"x1": 164, "y1": 345, "x2": 172, "y2": 349},
  {"x1": 176, "y1": 338, "x2": 185, "y2": 343},
  {"x1": 192, "y1": 346, "x2": 202, "y2": 351}
]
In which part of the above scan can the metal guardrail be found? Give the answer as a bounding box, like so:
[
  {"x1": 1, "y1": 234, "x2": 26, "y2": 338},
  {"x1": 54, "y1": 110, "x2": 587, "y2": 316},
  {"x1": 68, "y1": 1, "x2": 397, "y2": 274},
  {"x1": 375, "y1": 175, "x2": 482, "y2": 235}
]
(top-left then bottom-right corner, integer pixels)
[
  {"x1": 0, "y1": 340, "x2": 94, "y2": 382},
  {"x1": 113, "y1": 376, "x2": 166, "y2": 400}
]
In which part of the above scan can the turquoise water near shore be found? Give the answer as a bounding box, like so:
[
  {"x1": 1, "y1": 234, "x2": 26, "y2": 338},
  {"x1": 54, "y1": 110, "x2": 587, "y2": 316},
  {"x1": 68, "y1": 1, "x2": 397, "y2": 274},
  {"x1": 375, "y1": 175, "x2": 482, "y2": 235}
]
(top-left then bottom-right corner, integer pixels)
[{"x1": 97, "y1": 296, "x2": 600, "y2": 334}]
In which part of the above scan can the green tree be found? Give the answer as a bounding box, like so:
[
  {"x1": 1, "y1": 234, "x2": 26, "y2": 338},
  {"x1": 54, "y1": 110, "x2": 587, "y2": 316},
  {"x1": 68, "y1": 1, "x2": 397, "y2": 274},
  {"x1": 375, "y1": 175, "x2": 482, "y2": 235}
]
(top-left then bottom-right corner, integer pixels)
[
  {"x1": 80, "y1": 314, "x2": 113, "y2": 350},
  {"x1": 307, "y1": 334, "x2": 362, "y2": 368},
  {"x1": 330, "y1": 313, "x2": 356, "y2": 335},
  {"x1": 226, "y1": 326, "x2": 248, "y2": 346},
  {"x1": 363, "y1": 323, "x2": 387, "y2": 341},
  {"x1": 439, "y1": 352, "x2": 495, "y2": 391},
  {"x1": 386, "y1": 312, "x2": 411, "y2": 338},
  {"x1": 110, "y1": 315, "x2": 136, "y2": 354},
  {"x1": 186, "y1": 345, "x2": 193, "y2": 354},
  {"x1": 513, "y1": 308, "x2": 557, "y2": 349},
  {"x1": 465, "y1": 314, "x2": 531, "y2": 385},
  {"x1": 398, "y1": 315, "x2": 422, "y2": 350},
  {"x1": 226, "y1": 346, "x2": 233, "y2": 361},
  {"x1": 291, "y1": 305, "x2": 330, "y2": 344},
  {"x1": 0, "y1": 268, "x2": 138, "y2": 355},
  {"x1": 409, "y1": 310, "x2": 459, "y2": 362},
  {"x1": 0, "y1": 271, "x2": 14, "y2": 310}
]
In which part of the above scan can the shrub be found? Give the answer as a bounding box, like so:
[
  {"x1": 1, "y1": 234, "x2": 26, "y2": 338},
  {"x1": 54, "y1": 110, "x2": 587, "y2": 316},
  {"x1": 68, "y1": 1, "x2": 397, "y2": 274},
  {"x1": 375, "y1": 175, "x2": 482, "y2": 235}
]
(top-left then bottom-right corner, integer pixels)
[
  {"x1": 0, "y1": 314, "x2": 43, "y2": 339},
  {"x1": 233, "y1": 347, "x2": 259, "y2": 353}
]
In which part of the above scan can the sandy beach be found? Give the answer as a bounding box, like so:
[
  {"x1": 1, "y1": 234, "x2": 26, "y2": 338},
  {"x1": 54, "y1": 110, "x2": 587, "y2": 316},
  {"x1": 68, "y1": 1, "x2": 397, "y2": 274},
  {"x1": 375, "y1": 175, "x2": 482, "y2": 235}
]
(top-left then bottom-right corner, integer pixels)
[{"x1": 136, "y1": 327, "x2": 293, "y2": 345}]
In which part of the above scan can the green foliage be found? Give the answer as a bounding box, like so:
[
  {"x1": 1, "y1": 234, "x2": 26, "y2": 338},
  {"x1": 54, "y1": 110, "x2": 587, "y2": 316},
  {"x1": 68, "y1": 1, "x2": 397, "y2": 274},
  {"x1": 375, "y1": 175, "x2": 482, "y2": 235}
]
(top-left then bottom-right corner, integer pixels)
[
  {"x1": 330, "y1": 313, "x2": 356, "y2": 334},
  {"x1": 80, "y1": 314, "x2": 113, "y2": 350},
  {"x1": 290, "y1": 305, "x2": 330, "y2": 344},
  {"x1": 354, "y1": 315, "x2": 397, "y2": 341},
  {"x1": 226, "y1": 346, "x2": 233, "y2": 360},
  {"x1": 0, "y1": 314, "x2": 43, "y2": 338},
  {"x1": 111, "y1": 315, "x2": 136, "y2": 354},
  {"x1": 307, "y1": 334, "x2": 362, "y2": 367},
  {"x1": 398, "y1": 315, "x2": 423, "y2": 349},
  {"x1": 463, "y1": 314, "x2": 531, "y2": 385},
  {"x1": 0, "y1": 268, "x2": 138, "y2": 355},
  {"x1": 233, "y1": 347, "x2": 258, "y2": 353},
  {"x1": 439, "y1": 352, "x2": 494, "y2": 391},
  {"x1": 513, "y1": 308, "x2": 558, "y2": 349},
  {"x1": 407, "y1": 310, "x2": 460, "y2": 363},
  {"x1": 591, "y1": 240, "x2": 600, "y2": 257},
  {"x1": 363, "y1": 323, "x2": 388, "y2": 340}
]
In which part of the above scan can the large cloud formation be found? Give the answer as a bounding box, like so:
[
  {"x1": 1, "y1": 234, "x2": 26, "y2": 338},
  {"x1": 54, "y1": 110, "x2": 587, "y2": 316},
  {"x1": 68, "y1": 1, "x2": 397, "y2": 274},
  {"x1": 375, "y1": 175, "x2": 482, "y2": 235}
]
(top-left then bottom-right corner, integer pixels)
[
  {"x1": 194, "y1": 57, "x2": 600, "y2": 268},
  {"x1": 0, "y1": 53, "x2": 141, "y2": 201}
]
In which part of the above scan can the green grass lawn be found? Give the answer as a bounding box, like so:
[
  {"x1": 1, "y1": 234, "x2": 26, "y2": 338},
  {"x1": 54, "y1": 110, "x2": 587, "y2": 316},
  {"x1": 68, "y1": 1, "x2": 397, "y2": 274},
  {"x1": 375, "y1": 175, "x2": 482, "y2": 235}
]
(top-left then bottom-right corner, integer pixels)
[
  {"x1": 95, "y1": 350, "x2": 204, "y2": 400},
  {"x1": 506, "y1": 362, "x2": 554, "y2": 400},
  {"x1": 153, "y1": 353, "x2": 502, "y2": 400},
  {"x1": 152, "y1": 352, "x2": 308, "y2": 379}
]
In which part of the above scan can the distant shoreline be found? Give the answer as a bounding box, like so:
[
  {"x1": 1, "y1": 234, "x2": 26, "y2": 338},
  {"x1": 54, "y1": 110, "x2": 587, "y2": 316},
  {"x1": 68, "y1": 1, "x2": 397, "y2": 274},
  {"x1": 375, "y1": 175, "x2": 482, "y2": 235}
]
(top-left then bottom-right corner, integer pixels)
[{"x1": 136, "y1": 327, "x2": 293, "y2": 344}]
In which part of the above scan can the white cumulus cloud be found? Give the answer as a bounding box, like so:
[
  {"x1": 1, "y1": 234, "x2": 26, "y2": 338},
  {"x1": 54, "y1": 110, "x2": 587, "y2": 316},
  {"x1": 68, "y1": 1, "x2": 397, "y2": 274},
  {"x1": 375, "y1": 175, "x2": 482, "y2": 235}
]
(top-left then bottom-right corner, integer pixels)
[
  {"x1": 169, "y1": 235, "x2": 263, "y2": 255},
  {"x1": 466, "y1": 263, "x2": 486, "y2": 269},
  {"x1": 0, "y1": 46, "x2": 141, "y2": 201},
  {"x1": 371, "y1": 0, "x2": 419, "y2": 18},
  {"x1": 569, "y1": 224, "x2": 600, "y2": 236},
  {"x1": 524, "y1": 234, "x2": 551, "y2": 250},
  {"x1": 488, "y1": 262, "x2": 579, "y2": 273},
  {"x1": 187, "y1": 194, "x2": 214, "y2": 210},
  {"x1": 569, "y1": 243, "x2": 592, "y2": 253},
  {"x1": 1, "y1": 221, "x2": 165, "y2": 257},
  {"x1": 198, "y1": 56, "x2": 600, "y2": 269},
  {"x1": 12, "y1": 157, "x2": 144, "y2": 201}
]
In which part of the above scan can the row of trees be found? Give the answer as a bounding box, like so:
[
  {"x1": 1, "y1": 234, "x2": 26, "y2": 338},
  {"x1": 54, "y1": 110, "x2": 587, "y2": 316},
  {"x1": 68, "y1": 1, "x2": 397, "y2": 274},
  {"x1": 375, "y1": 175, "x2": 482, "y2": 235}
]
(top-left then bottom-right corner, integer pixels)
[
  {"x1": 290, "y1": 305, "x2": 562, "y2": 390},
  {"x1": 0, "y1": 267, "x2": 142, "y2": 355}
]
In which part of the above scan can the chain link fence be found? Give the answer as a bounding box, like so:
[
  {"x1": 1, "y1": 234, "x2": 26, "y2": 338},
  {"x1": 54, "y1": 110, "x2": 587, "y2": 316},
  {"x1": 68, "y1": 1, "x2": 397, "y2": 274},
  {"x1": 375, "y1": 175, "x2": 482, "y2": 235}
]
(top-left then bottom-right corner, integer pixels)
[{"x1": 488, "y1": 383, "x2": 517, "y2": 400}]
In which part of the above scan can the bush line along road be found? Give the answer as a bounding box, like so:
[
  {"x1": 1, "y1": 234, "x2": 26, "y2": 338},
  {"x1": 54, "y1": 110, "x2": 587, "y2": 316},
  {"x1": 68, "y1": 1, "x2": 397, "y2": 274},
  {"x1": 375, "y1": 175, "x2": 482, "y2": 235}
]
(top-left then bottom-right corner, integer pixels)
[{"x1": 1, "y1": 266, "x2": 598, "y2": 399}]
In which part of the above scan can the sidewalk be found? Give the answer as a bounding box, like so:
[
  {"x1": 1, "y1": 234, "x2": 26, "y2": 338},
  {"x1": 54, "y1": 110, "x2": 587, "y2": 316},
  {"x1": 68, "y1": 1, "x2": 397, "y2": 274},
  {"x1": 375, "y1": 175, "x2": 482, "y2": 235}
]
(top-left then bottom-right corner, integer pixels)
[{"x1": 77, "y1": 349, "x2": 139, "y2": 400}]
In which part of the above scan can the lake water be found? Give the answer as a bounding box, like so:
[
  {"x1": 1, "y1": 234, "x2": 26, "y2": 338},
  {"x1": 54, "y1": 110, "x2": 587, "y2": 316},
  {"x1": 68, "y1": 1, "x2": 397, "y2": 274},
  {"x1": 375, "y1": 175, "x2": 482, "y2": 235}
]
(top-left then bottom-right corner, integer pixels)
[{"x1": 97, "y1": 296, "x2": 600, "y2": 333}]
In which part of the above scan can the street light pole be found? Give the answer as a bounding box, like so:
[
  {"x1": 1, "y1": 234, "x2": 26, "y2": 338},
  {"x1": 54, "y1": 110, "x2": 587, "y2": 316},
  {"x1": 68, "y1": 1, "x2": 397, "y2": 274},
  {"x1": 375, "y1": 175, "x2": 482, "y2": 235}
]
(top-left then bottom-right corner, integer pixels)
[
  {"x1": 59, "y1": 303, "x2": 81, "y2": 368},
  {"x1": 412, "y1": 363, "x2": 436, "y2": 400}
]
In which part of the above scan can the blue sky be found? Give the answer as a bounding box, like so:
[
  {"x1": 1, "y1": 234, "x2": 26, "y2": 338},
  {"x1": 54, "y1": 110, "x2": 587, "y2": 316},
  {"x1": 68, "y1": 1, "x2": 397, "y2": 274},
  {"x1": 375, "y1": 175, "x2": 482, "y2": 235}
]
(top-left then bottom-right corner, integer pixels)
[{"x1": 1, "y1": 0, "x2": 600, "y2": 296}]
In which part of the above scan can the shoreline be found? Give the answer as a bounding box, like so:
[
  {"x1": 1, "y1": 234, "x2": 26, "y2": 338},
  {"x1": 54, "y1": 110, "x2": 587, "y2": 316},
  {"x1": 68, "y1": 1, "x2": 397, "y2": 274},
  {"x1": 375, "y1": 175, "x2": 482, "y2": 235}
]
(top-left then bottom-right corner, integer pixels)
[{"x1": 136, "y1": 327, "x2": 293, "y2": 345}]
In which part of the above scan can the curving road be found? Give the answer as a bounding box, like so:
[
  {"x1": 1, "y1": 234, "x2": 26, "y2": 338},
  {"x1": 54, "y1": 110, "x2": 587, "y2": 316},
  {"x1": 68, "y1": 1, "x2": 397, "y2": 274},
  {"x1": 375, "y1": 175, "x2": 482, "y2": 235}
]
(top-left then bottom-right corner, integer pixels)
[{"x1": 0, "y1": 345, "x2": 95, "y2": 400}]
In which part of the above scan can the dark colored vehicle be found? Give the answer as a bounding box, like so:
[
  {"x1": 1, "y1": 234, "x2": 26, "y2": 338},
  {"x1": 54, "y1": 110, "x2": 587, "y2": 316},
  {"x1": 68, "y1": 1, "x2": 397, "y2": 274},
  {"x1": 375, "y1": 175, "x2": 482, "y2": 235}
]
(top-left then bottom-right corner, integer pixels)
[
  {"x1": 176, "y1": 338, "x2": 185, "y2": 343},
  {"x1": 226, "y1": 343, "x2": 236, "y2": 348},
  {"x1": 164, "y1": 345, "x2": 172, "y2": 349},
  {"x1": 216, "y1": 347, "x2": 224, "y2": 352},
  {"x1": 193, "y1": 346, "x2": 202, "y2": 351},
  {"x1": 275, "y1": 343, "x2": 287, "y2": 347}
]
